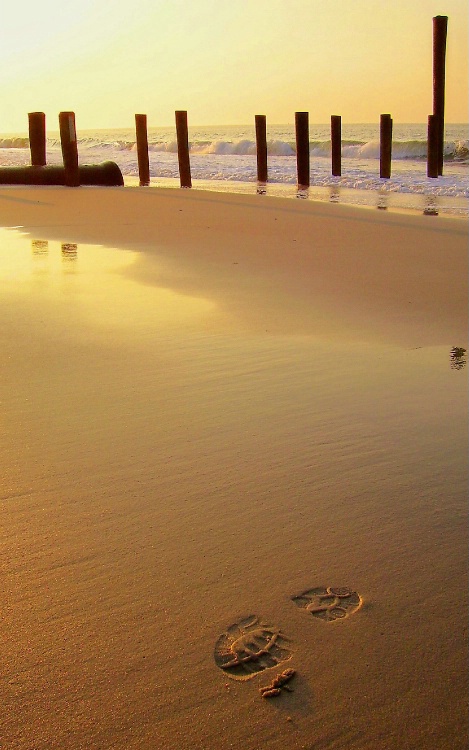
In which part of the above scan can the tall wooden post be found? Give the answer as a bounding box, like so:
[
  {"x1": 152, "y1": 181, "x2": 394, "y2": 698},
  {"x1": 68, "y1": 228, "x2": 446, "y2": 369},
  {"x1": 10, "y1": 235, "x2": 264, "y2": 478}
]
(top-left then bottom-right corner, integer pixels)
[
  {"x1": 295, "y1": 112, "x2": 310, "y2": 188},
  {"x1": 255, "y1": 115, "x2": 268, "y2": 183},
  {"x1": 135, "y1": 114, "x2": 150, "y2": 186},
  {"x1": 427, "y1": 115, "x2": 439, "y2": 178},
  {"x1": 59, "y1": 111, "x2": 80, "y2": 187},
  {"x1": 175, "y1": 111, "x2": 192, "y2": 188},
  {"x1": 380, "y1": 114, "x2": 393, "y2": 179},
  {"x1": 433, "y1": 15, "x2": 448, "y2": 176},
  {"x1": 331, "y1": 115, "x2": 341, "y2": 177},
  {"x1": 28, "y1": 112, "x2": 46, "y2": 166}
]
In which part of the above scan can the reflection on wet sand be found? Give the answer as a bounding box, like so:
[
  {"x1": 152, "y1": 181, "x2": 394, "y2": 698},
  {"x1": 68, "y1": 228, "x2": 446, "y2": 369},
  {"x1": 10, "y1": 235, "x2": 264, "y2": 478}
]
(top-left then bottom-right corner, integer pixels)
[
  {"x1": 296, "y1": 187, "x2": 309, "y2": 200},
  {"x1": 61, "y1": 243, "x2": 78, "y2": 262},
  {"x1": 377, "y1": 187, "x2": 389, "y2": 211},
  {"x1": 32, "y1": 239, "x2": 48, "y2": 255},
  {"x1": 2, "y1": 231, "x2": 214, "y2": 332},
  {"x1": 16, "y1": 210, "x2": 467, "y2": 349},
  {"x1": 329, "y1": 185, "x2": 340, "y2": 203},
  {"x1": 31, "y1": 239, "x2": 78, "y2": 270},
  {"x1": 256, "y1": 182, "x2": 267, "y2": 196},
  {"x1": 423, "y1": 196, "x2": 439, "y2": 216},
  {"x1": 32, "y1": 239, "x2": 78, "y2": 262},
  {"x1": 450, "y1": 346, "x2": 467, "y2": 370}
]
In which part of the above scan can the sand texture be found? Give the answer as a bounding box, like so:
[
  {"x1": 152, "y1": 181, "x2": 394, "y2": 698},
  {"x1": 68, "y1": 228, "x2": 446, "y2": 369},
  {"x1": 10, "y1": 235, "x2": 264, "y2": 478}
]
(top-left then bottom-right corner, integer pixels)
[{"x1": 1, "y1": 187, "x2": 468, "y2": 749}]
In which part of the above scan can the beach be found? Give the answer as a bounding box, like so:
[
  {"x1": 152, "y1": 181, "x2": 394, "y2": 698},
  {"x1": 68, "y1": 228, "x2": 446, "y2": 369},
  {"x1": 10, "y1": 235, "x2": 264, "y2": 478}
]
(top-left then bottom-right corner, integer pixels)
[{"x1": 1, "y1": 186, "x2": 467, "y2": 749}]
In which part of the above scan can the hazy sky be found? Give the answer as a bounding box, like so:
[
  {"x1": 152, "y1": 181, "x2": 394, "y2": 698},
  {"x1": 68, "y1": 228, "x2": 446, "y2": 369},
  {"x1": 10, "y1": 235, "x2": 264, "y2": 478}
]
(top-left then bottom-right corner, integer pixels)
[{"x1": 1, "y1": 0, "x2": 467, "y2": 132}]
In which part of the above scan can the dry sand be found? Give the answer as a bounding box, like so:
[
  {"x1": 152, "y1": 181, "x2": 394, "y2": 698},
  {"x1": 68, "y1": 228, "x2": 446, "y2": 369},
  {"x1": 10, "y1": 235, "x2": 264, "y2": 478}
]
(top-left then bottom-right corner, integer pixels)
[{"x1": 0, "y1": 186, "x2": 467, "y2": 750}]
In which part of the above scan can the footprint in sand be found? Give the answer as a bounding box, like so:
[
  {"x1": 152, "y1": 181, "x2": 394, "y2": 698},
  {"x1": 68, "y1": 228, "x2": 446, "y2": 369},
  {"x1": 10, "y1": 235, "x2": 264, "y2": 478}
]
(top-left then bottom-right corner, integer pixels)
[
  {"x1": 214, "y1": 615, "x2": 292, "y2": 680},
  {"x1": 292, "y1": 586, "x2": 362, "y2": 622}
]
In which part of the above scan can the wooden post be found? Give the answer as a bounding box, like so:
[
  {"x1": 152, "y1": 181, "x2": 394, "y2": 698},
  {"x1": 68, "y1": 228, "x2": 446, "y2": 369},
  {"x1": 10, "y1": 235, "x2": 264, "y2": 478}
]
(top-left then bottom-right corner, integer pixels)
[
  {"x1": 433, "y1": 15, "x2": 448, "y2": 176},
  {"x1": 175, "y1": 111, "x2": 192, "y2": 188},
  {"x1": 295, "y1": 112, "x2": 310, "y2": 188},
  {"x1": 59, "y1": 111, "x2": 80, "y2": 187},
  {"x1": 255, "y1": 115, "x2": 268, "y2": 184},
  {"x1": 427, "y1": 114, "x2": 439, "y2": 178},
  {"x1": 331, "y1": 115, "x2": 341, "y2": 177},
  {"x1": 380, "y1": 114, "x2": 393, "y2": 179},
  {"x1": 28, "y1": 112, "x2": 46, "y2": 166},
  {"x1": 135, "y1": 114, "x2": 150, "y2": 186}
]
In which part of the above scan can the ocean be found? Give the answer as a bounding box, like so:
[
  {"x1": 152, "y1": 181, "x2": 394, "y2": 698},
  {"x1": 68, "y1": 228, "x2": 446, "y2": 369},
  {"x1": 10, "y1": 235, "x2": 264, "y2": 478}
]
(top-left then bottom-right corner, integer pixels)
[{"x1": 1, "y1": 123, "x2": 468, "y2": 215}]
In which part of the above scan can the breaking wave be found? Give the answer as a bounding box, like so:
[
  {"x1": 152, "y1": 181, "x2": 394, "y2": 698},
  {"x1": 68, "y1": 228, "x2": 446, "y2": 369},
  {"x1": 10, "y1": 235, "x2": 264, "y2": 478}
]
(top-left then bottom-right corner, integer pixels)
[{"x1": 3, "y1": 136, "x2": 466, "y2": 161}]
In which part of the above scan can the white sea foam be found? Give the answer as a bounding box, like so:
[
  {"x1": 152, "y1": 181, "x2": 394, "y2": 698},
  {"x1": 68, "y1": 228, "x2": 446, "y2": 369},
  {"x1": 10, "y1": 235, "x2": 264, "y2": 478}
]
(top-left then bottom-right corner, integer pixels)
[{"x1": 8, "y1": 134, "x2": 465, "y2": 161}]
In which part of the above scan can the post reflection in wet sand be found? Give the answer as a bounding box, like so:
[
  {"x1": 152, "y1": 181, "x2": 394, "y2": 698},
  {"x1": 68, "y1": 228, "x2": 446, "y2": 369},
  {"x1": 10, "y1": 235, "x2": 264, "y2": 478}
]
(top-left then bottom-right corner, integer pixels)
[
  {"x1": 377, "y1": 187, "x2": 389, "y2": 211},
  {"x1": 32, "y1": 239, "x2": 49, "y2": 255},
  {"x1": 61, "y1": 243, "x2": 78, "y2": 262},
  {"x1": 450, "y1": 346, "x2": 467, "y2": 370},
  {"x1": 296, "y1": 187, "x2": 309, "y2": 200},
  {"x1": 423, "y1": 196, "x2": 439, "y2": 216},
  {"x1": 329, "y1": 185, "x2": 340, "y2": 203}
]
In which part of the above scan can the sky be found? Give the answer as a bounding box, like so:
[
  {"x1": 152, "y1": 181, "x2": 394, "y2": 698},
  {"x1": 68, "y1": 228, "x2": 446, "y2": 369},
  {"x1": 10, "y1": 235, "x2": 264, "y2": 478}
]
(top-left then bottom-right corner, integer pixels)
[{"x1": 0, "y1": 0, "x2": 467, "y2": 133}]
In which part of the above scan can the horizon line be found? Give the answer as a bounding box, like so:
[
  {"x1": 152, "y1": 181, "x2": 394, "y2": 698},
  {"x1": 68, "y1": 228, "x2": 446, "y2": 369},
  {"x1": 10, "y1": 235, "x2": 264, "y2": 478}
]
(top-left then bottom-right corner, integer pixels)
[{"x1": 1, "y1": 121, "x2": 468, "y2": 136}]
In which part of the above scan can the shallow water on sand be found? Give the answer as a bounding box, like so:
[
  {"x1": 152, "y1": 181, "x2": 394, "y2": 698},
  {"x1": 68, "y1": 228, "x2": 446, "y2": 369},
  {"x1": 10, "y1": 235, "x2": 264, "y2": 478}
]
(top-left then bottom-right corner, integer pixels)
[
  {"x1": 1, "y1": 228, "x2": 467, "y2": 750},
  {"x1": 123, "y1": 175, "x2": 469, "y2": 217}
]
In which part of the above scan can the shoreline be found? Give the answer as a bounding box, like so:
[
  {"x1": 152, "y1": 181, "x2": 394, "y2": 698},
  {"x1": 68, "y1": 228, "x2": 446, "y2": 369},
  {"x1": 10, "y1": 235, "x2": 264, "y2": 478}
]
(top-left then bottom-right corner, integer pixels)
[
  {"x1": 2, "y1": 177, "x2": 468, "y2": 217},
  {"x1": 126, "y1": 177, "x2": 469, "y2": 217}
]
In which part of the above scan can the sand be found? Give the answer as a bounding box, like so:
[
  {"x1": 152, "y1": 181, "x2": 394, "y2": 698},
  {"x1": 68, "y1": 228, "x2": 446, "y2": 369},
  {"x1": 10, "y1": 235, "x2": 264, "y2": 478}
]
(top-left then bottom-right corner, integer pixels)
[{"x1": 1, "y1": 186, "x2": 467, "y2": 750}]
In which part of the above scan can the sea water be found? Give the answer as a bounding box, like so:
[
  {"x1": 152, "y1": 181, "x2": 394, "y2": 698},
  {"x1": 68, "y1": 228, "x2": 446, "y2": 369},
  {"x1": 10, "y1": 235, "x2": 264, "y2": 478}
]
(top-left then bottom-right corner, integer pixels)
[{"x1": 1, "y1": 123, "x2": 468, "y2": 215}]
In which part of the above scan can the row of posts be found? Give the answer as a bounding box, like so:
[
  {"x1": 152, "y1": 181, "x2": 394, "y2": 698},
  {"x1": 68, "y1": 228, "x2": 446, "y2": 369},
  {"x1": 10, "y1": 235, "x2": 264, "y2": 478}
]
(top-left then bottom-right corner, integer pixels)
[
  {"x1": 29, "y1": 109, "x2": 392, "y2": 186},
  {"x1": 27, "y1": 16, "x2": 447, "y2": 190},
  {"x1": 133, "y1": 108, "x2": 443, "y2": 189},
  {"x1": 27, "y1": 107, "x2": 443, "y2": 191}
]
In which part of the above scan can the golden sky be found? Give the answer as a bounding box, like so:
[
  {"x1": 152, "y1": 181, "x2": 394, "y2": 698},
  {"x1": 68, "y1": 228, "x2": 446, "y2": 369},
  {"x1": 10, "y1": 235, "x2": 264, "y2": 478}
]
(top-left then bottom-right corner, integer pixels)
[{"x1": 1, "y1": 0, "x2": 467, "y2": 132}]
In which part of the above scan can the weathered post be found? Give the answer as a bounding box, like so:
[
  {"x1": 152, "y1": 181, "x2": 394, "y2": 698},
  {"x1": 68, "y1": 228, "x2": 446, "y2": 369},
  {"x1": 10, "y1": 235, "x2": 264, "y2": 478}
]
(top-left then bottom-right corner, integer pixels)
[
  {"x1": 175, "y1": 111, "x2": 192, "y2": 188},
  {"x1": 135, "y1": 114, "x2": 150, "y2": 186},
  {"x1": 331, "y1": 115, "x2": 341, "y2": 177},
  {"x1": 433, "y1": 15, "x2": 448, "y2": 176},
  {"x1": 28, "y1": 112, "x2": 46, "y2": 167},
  {"x1": 380, "y1": 114, "x2": 393, "y2": 179},
  {"x1": 255, "y1": 115, "x2": 268, "y2": 184},
  {"x1": 59, "y1": 111, "x2": 80, "y2": 187},
  {"x1": 295, "y1": 112, "x2": 310, "y2": 188},
  {"x1": 427, "y1": 114, "x2": 439, "y2": 178}
]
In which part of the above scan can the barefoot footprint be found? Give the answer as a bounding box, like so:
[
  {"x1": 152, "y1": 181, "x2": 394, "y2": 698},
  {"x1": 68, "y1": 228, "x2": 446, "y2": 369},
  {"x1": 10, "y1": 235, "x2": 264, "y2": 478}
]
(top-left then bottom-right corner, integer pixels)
[
  {"x1": 214, "y1": 615, "x2": 292, "y2": 680},
  {"x1": 292, "y1": 586, "x2": 362, "y2": 621}
]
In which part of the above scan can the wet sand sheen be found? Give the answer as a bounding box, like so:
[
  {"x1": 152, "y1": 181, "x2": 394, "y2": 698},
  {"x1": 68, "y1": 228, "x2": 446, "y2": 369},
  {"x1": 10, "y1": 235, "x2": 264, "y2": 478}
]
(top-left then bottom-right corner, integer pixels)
[{"x1": 0, "y1": 188, "x2": 467, "y2": 749}]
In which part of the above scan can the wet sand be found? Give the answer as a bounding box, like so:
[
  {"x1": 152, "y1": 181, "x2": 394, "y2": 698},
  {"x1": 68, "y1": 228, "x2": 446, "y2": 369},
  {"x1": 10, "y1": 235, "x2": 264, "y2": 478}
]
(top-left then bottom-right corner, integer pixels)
[{"x1": 1, "y1": 187, "x2": 467, "y2": 749}]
